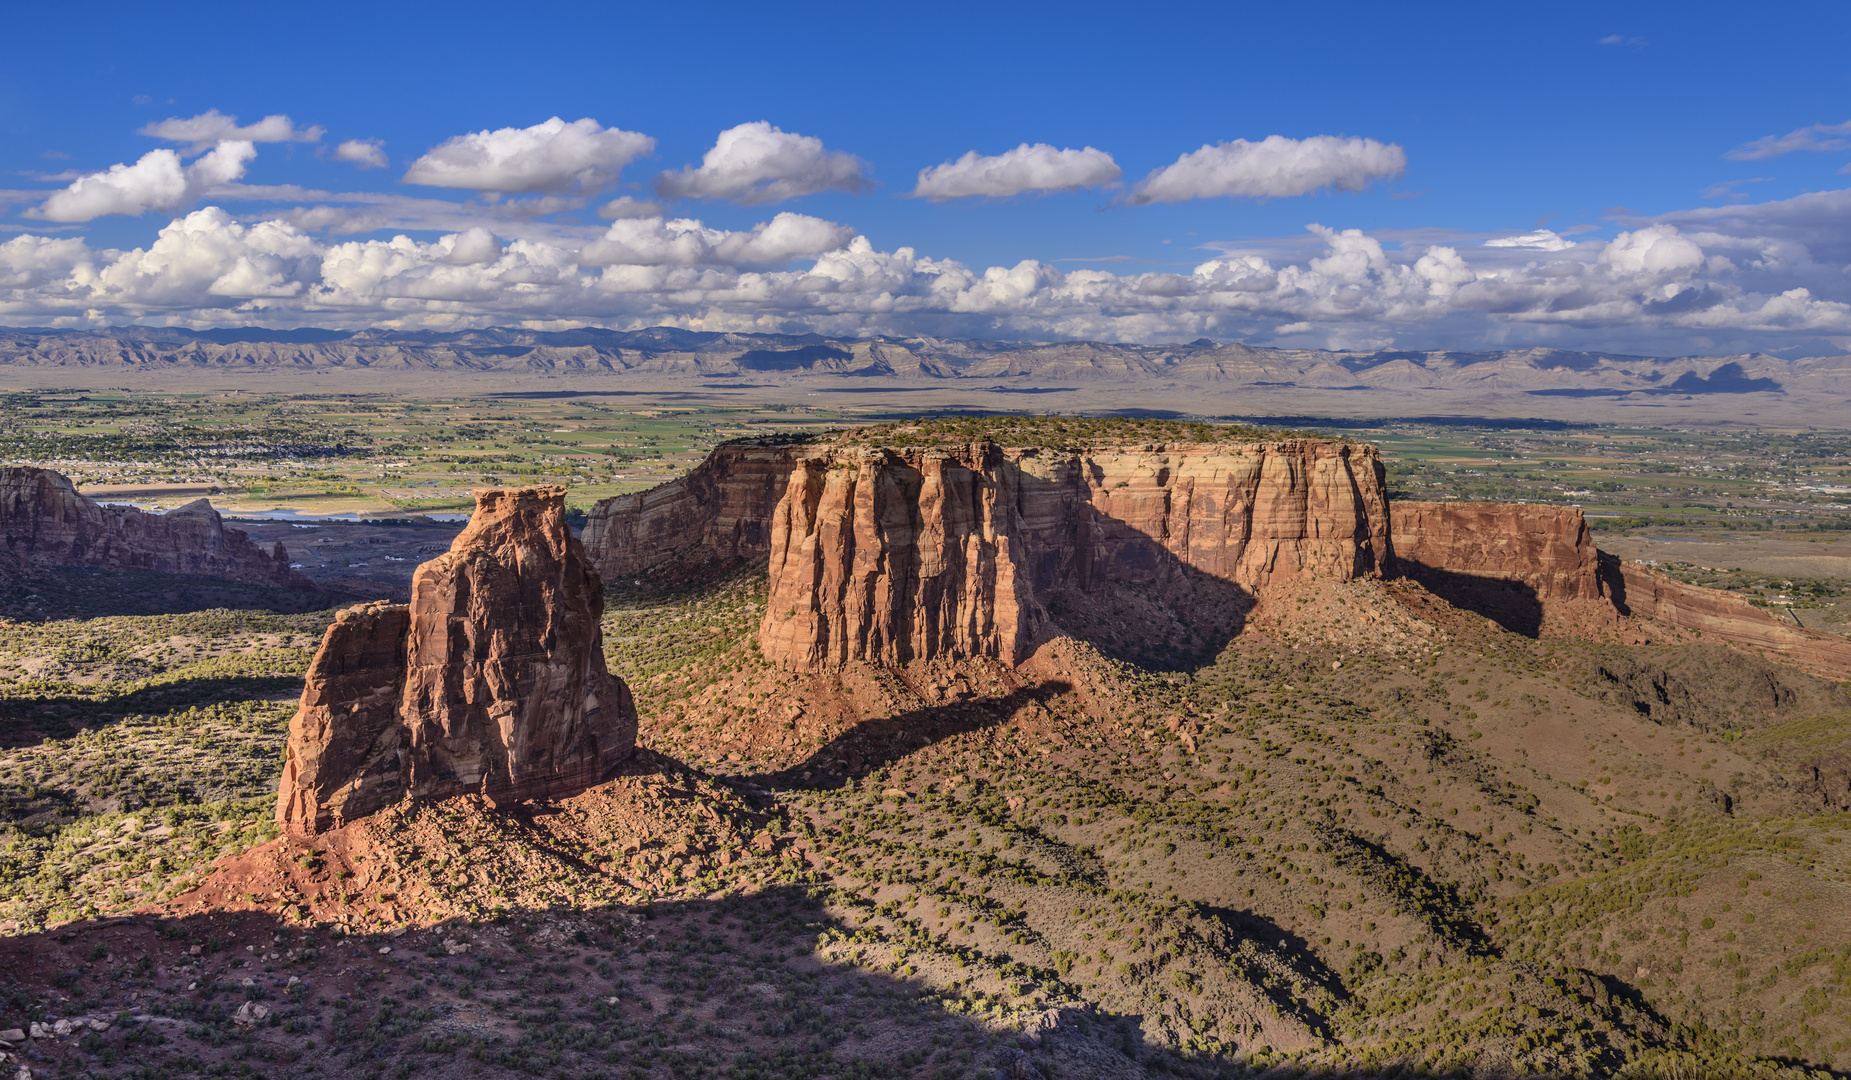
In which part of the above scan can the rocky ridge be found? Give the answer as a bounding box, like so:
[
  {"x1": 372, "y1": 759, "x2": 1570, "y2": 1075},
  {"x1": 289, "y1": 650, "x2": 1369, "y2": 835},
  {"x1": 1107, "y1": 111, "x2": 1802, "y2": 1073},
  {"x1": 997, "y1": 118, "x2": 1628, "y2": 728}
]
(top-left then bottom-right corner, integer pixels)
[
  {"x1": 759, "y1": 436, "x2": 1391, "y2": 670},
  {"x1": 582, "y1": 440, "x2": 802, "y2": 580},
  {"x1": 594, "y1": 431, "x2": 1851, "y2": 678},
  {"x1": 588, "y1": 425, "x2": 1393, "y2": 671},
  {"x1": 1, "y1": 325, "x2": 1841, "y2": 402},
  {"x1": 0, "y1": 466, "x2": 310, "y2": 589},
  {"x1": 275, "y1": 485, "x2": 637, "y2": 836}
]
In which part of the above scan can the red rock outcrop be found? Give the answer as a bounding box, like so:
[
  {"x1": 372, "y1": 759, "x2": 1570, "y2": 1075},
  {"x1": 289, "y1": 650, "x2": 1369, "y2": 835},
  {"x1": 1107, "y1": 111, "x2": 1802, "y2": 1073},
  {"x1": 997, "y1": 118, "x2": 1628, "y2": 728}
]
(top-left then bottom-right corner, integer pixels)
[
  {"x1": 0, "y1": 466, "x2": 309, "y2": 588},
  {"x1": 759, "y1": 438, "x2": 1393, "y2": 670},
  {"x1": 1390, "y1": 501, "x2": 1601, "y2": 600},
  {"x1": 276, "y1": 486, "x2": 637, "y2": 837},
  {"x1": 273, "y1": 602, "x2": 412, "y2": 833},
  {"x1": 582, "y1": 442, "x2": 808, "y2": 579},
  {"x1": 1385, "y1": 498, "x2": 1851, "y2": 679},
  {"x1": 1609, "y1": 559, "x2": 1851, "y2": 681}
]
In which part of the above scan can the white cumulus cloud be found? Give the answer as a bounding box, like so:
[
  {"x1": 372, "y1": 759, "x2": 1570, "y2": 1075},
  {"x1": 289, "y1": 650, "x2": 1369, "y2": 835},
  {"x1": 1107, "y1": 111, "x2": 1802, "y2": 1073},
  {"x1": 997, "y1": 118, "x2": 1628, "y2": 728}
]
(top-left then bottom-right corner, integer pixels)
[
  {"x1": 655, "y1": 122, "x2": 870, "y2": 204},
  {"x1": 1598, "y1": 224, "x2": 1706, "y2": 275},
  {"x1": 1484, "y1": 229, "x2": 1578, "y2": 251},
  {"x1": 0, "y1": 234, "x2": 92, "y2": 288},
  {"x1": 577, "y1": 212, "x2": 855, "y2": 266},
  {"x1": 29, "y1": 141, "x2": 257, "y2": 223},
  {"x1": 910, "y1": 144, "x2": 1121, "y2": 200},
  {"x1": 90, "y1": 207, "x2": 322, "y2": 303},
  {"x1": 402, "y1": 117, "x2": 655, "y2": 194},
  {"x1": 598, "y1": 196, "x2": 664, "y2": 219},
  {"x1": 139, "y1": 110, "x2": 323, "y2": 153},
  {"x1": 332, "y1": 139, "x2": 388, "y2": 169},
  {"x1": 1126, "y1": 135, "x2": 1407, "y2": 204},
  {"x1": 6, "y1": 190, "x2": 1851, "y2": 355}
]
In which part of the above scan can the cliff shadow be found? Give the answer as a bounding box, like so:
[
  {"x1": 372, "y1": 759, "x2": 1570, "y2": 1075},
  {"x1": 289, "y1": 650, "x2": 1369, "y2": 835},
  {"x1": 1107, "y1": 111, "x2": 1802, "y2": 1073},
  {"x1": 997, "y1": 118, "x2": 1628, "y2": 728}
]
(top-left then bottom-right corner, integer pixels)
[
  {"x1": 0, "y1": 672, "x2": 304, "y2": 749},
  {"x1": 0, "y1": 564, "x2": 343, "y2": 621},
  {"x1": 1395, "y1": 562, "x2": 1545, "y2": 638},
  {"x1": 0, "y1": 888, "x2": 1167, "y2": 1080},
  {"x1": 1013, "y1": 468, "x2": 1257, "y2": 672},
  {"x1": 1195, "y1": 902, "x2": 1350, "y2": 1026},
  {"x1": 1598, "y1": 550, "x2": 1634, "y2": 616},
  {"x1": 737, "y1": 680, "x2": 1072, "y2": 790}
]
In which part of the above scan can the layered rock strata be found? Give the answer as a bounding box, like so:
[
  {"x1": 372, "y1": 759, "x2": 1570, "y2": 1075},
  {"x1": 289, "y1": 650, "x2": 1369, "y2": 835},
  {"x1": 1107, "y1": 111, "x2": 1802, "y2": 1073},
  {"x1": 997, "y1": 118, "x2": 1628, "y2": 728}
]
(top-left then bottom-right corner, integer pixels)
[
  {"x1": 1609, "y1": 559, "x2": 1851, "y2": 681},
  {"x1": 758, "y1": 439, "x2": 1393, "y2": 670},
  {"x1": 0, "y1": 466, "x2": 308, "y2": 588},
  {"x1": 583, "y1": 442, "x2": 807, "y2": 579},
  {"x1": 276, "y1": 486, "x2": 637, "y2": 837},
  {"x1": 1390, "y1": 501, "x2": 1602, "y2": 600},
  {"x1": 1389, "y1": 498, "x2": 1851, "y2": 678}
]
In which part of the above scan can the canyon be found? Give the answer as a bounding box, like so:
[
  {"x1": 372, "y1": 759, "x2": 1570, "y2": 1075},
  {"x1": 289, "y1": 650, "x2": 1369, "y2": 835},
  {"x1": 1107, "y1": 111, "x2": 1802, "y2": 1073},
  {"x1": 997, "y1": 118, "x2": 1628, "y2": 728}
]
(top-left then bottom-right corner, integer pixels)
[
  {"x1": 11, "y1": 416, "x2": 1851, "y2": 1079},
  {"x1": 275, "y1": 485, "x2": 637, "y2": 836},
  {"x1": 0, "y1": 466, "x2": 310, "y2": 590}
]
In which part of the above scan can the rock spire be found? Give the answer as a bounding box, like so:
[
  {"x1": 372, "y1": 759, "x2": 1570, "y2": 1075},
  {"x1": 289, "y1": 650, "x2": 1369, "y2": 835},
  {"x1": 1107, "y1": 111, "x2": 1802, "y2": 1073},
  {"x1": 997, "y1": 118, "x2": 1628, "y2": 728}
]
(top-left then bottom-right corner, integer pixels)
[{"x1": 276, "y1": 486, "x2": 636, "y2": 836}]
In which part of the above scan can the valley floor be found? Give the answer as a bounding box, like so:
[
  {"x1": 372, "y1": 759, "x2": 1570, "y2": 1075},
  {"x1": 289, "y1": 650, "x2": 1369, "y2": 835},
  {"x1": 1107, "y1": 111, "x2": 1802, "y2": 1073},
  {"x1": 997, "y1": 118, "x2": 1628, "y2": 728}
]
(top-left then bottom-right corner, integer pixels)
[{"x1": 4, "y1": 569, "x2": 1851, "y2": 1078}]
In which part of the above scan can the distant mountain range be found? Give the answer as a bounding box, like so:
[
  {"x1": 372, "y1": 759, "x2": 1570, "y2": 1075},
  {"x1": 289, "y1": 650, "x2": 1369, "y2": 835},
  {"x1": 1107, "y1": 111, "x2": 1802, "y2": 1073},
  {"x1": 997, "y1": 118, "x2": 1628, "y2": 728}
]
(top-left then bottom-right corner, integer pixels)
[
  {"x1": 4, "y1": 326, "x2": 1846, "y2": 423},
  {"x1": 2, "y1": 325, "x2": 1842, "y2": 394}
]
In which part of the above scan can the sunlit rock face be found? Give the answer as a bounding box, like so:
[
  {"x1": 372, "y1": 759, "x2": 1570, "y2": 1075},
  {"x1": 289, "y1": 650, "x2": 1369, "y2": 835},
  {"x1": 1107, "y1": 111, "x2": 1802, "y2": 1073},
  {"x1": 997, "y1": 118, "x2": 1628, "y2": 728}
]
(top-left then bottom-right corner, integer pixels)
[
  {"x1": 756, "y1": 438, "x2": 1394, "y2": 671},
  {"x1": 276, "y1": 486, "x2": 637, "y2": 837},
  {"x1": 1390, "y1": 501, "x2": 1602, "y2": 600},
  {"x1": 582, "y1": 444, "x2": 806, "y2": 580},
  {"x1": 1389, "y1": 498, "x2": 1851, "y2": 679}
]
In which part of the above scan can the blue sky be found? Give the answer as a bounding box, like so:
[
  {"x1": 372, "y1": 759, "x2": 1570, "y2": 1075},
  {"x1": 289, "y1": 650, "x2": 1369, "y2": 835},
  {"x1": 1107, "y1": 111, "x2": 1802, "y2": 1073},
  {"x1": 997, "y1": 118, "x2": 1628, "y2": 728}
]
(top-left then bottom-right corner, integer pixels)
[{"x1": 2, "y1": 0, "x2": 1848, "y2": 355}]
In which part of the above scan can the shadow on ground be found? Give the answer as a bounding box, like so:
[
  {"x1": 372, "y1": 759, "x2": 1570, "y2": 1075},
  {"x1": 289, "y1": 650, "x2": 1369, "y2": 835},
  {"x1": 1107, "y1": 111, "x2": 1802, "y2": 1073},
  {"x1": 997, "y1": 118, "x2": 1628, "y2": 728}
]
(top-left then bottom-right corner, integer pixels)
[
  {"x1": 737, "y1": 681, "x2": 1072, "y2": 791},
  {"x1": 0, "y1": 886, "x2": 1173, "y2": 1079},
  {"x1": 0, "y1": 565, "x2": 346, "y2": 621},
  {"x1": 1395, "y1": 564, "x2": 1544, "y2": 637}
]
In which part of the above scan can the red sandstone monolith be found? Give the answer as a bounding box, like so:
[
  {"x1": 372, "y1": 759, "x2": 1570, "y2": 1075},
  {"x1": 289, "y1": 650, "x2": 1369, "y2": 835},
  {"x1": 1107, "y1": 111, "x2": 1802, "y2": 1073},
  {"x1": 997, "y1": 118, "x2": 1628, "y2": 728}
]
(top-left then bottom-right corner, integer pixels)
[{"x1": 276, "y1": 486, "x2": 636, "y2": 836}]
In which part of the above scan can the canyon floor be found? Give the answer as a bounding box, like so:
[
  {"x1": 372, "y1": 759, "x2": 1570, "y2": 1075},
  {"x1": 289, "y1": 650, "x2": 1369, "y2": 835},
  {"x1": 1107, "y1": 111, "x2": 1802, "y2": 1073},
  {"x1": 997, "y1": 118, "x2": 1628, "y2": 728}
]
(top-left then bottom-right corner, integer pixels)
[
  {"x1": 0, "y1": 561, "x2": 1849, "y2": 1079},
  {"x1": 3, "y1": 411, "x2": 1851, "y2": 1079}
]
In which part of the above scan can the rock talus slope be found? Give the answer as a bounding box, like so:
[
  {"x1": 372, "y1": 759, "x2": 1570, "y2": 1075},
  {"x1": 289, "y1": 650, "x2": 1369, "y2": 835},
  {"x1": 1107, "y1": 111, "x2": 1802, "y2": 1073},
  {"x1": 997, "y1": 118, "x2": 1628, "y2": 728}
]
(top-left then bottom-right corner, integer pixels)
[
  {"x1": 0, "y1": 465, "x2": 308, "y2": 588},
  {"x1": 756, "y1": 438, "x2": 1393, "y2": 670},
  {"x1": 276, "y1": 486, "x2": 637, "y2": 836}
]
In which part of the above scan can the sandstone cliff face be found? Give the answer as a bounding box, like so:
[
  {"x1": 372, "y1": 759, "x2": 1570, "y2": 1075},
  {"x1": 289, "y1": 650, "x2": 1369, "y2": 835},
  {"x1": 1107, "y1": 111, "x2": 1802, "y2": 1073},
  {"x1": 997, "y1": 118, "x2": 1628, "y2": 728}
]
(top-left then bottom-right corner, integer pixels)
[
  {"x1": 273, "y1": 602, "x2": 412, "y2": 834},
  {"x1": 0, "y1": 466, "x2": 307, "y2": 588},
  {"x1": 1384, "y1": 498, "x2": 1851, "y2": 678},
  {"x1": 583, "y1": 443, "x2": 806, "y2": 579},
  {"x1": 277, "y1": 486, "x2": 637, "y2": 837},
  {"x1": 759, "y1": 439, "x2": 1393, "y2": 670},
  {"x1": 1390, "y1": 501, "x2": 1601, "y2": 600}
]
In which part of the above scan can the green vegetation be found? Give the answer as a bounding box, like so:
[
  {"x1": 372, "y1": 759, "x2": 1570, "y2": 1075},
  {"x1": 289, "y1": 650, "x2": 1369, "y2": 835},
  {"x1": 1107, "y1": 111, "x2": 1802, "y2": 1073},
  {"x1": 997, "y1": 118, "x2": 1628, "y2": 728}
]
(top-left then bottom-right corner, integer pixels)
[
  {"x1": 0, "y1": 390, "x2": 851, "y2": 516},
  {"x1": 4, "y1": 410, "x2": 1851, "y2": 1078},
  {"x1": 0, "y1": 606, "x2": 325, "y2": 930},
  {"x1": 1323, "y1": 420, "x2": 1851, "y2": 531}
]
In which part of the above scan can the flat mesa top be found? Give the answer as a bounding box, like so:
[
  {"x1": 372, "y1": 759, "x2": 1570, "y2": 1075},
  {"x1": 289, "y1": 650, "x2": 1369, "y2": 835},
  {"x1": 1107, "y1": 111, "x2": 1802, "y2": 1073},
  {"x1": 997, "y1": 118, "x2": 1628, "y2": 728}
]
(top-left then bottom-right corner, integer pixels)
[{"x1": 775, "y1": 416, "x2": 1328, "y2": 453}]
